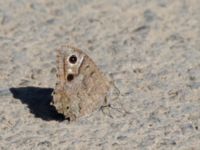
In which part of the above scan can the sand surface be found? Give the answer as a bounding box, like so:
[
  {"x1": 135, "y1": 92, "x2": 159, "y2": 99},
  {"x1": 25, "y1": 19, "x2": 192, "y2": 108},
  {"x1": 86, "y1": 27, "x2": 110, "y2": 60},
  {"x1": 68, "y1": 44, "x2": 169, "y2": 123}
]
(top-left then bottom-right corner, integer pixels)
[{"x1": 0, "y1": 0, "x2": 200, "y2": 149}]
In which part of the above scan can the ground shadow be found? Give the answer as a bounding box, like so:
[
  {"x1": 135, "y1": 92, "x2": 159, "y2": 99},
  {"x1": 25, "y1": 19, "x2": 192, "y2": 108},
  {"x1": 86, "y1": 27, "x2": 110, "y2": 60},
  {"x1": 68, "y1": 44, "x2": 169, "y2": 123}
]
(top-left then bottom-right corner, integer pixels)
[{"x1": 10, "y1": 87, "x2": 65, "y2": 121}]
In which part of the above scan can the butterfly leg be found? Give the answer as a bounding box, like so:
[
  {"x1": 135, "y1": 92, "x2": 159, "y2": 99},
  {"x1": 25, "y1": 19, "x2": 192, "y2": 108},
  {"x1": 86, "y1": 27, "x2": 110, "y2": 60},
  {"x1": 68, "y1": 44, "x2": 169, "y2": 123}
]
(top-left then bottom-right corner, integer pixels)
[{"x1": 100, "y1": 98, "x2": 113, "y2": 119}]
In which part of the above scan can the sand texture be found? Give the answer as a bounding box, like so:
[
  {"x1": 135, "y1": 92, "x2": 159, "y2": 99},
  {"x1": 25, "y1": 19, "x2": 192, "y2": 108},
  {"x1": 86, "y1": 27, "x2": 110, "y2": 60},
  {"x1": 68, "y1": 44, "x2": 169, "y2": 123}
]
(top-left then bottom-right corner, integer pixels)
[{"x1": 0, "y1": 0, "x2": 200, "y2": 149}]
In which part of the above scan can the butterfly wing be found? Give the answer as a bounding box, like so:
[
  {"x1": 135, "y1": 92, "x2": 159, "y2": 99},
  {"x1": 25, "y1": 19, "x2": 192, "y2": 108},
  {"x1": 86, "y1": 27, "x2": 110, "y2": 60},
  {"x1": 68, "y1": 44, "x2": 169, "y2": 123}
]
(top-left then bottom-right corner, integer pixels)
[{"x1": 53, "y1": 45, "x2": 111, "y2": 121}]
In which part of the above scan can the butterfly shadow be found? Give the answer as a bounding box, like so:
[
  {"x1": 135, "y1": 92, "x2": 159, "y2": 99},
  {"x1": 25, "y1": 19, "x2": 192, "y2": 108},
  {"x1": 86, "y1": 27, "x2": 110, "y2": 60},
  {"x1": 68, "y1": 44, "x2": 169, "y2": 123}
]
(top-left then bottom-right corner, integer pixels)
[{"x1": 9, "y1": 86, "x2": 65, "y2": 121}]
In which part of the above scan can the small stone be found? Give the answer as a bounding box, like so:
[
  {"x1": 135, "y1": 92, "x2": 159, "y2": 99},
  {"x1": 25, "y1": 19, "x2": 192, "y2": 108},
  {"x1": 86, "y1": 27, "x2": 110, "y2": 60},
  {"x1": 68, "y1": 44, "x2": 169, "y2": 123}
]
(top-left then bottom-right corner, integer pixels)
[
  {"x1": 117, "y1": 135, "x2": 127, "y2": 140},
  {"x1": 37, "y1": 141, "x2": 52, "y2": 147}
]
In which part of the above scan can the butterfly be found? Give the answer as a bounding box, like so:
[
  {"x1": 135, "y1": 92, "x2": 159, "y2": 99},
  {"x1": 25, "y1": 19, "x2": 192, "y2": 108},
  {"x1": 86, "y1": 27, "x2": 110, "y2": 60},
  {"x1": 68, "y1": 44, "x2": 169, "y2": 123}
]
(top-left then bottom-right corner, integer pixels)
[{"x1": 52, "y1": 45, "x2": 112, "y2": 121}]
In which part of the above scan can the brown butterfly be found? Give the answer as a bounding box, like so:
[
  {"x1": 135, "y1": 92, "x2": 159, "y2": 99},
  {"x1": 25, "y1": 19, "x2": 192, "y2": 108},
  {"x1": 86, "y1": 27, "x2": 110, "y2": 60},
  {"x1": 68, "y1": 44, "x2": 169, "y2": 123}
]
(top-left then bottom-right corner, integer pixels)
[{"x1": 52, "y1": 45, "x2": 112, "y2": 121}]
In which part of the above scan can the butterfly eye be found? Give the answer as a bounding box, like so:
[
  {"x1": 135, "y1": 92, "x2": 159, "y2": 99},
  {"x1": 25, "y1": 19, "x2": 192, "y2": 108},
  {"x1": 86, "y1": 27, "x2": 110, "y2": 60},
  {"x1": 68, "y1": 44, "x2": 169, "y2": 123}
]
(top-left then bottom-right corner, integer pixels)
[
  {"x1": 69, "y1": 55, "x2": 77, "y2": 64},
  {"x1": 67, "y1": 74, "x2": 74, "y2": 81}
]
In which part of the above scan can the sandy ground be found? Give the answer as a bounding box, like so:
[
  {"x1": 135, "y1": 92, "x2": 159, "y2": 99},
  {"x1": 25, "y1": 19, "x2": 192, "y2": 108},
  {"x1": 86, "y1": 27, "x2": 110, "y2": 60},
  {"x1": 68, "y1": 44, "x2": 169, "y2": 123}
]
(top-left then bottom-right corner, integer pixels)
[{"x1": 0, "y1": 0, "x2": 200, "y2": 149}]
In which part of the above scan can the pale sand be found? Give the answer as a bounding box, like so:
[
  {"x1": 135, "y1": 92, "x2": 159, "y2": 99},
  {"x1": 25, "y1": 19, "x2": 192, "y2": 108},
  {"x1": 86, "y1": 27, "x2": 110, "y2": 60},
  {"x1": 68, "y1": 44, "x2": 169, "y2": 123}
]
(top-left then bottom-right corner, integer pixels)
[{"x1": 0, "y1": 0, "x2": 200, "y2": 149}]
